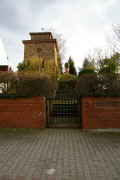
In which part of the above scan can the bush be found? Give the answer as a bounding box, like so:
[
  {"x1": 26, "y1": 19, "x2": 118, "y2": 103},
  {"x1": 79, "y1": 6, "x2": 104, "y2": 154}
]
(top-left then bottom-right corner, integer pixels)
[
  {"x1": 17, "y1": 57, "x2": 58, "y2": 74},
  {"x1": 76, "y1": 72, "x2": 120, "y2": 97},
  {"x1": 58, "y1": 73, "x2": 77, "y2": 91},
  {"x1": 0, "y1": 72, "x2": 57, "y2": 97},
  {"x1": 78, "y1": 69, "x2": 95, "y2": 77},
  {"x1": 76, "y1": 73, "x2": 98, "y2": 96}
]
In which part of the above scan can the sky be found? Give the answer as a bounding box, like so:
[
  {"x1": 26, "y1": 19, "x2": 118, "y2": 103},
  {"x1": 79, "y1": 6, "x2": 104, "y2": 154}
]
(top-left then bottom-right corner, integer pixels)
[{"x1": 0, "y1": 0, "x2": 120, "y2": 71}]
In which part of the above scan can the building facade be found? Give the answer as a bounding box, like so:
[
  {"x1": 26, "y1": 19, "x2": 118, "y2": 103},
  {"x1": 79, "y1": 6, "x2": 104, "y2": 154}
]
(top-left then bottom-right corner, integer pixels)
[
  {"x1": 23, "y1": 32, "x2": 60, "y2": 67},
  {"x1": 0, "y1": 35, "x2": 8, "y2": 71}
]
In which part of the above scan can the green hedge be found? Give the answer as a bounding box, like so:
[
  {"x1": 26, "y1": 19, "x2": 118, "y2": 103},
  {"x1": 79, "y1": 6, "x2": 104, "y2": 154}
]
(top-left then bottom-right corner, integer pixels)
[
  {"x1": 0, "y1": 72, "x2": 57, "y2": 97},
  {"x1": 76, "y1": 73, "x2": 120, "y2": 97},
  {"x1": 58, "y1": 73, "x2": 77, "y2": 91}
]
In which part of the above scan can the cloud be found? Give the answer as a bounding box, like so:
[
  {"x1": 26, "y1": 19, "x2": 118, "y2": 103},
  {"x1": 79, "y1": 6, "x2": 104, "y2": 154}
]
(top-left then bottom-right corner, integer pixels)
[
  {"x1": 0, "y1": 0, "x2": 27, "y2": 32},
  {"x1": 0, "y1": 0, "x2": 119, "y2": 70}
]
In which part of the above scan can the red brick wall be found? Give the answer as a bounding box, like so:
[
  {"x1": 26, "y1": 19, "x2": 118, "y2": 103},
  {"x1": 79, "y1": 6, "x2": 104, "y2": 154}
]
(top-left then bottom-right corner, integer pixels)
[
  {"x1": 82, "y1": 97, "x2": 120, "y2": 129},
  {"x1": 0, "y1": 97, "x2": 46, "y2": 128}
]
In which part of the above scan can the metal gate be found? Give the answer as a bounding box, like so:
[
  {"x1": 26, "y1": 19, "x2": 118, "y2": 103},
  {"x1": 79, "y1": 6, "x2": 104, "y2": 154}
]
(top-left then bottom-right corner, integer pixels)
[{"x1": 46, "y1": 95, "x2": 81, "y2": 128}]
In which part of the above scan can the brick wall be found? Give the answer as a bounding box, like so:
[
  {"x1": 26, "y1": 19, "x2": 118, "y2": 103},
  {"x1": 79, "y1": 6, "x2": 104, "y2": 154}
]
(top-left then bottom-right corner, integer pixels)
[
  {"x1": 0, "y1": 97, "x2": 46, "y2": 128},
  {"x1": 82, "y1": 97, "x2": 120, "y2": 129}
]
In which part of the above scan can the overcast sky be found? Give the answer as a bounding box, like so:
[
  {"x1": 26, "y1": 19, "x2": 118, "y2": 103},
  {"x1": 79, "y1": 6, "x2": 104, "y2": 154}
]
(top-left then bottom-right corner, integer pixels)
[{"x1": 0, "y1": 0, "x2": 120, "y2": 71}]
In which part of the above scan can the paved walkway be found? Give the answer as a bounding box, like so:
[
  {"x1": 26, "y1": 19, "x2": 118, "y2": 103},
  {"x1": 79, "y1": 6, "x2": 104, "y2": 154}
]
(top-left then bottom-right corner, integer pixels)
[{"x1": 0, "y1": 129, "x2": 120, "y2": 180}]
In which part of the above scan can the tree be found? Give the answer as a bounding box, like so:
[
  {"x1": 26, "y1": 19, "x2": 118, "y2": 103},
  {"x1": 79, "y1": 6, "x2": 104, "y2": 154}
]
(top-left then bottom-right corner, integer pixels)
[
  {"x1": 68, "y1": 57, "x2": 77, "y2": 76},
  {"x1": 78, "y1": 57, "x2": 95, "y2": 77},
  {"x1": 105, "y1": 24, "x2": 120, "y2": 54},
  {"x1": 98, "y1": 54, "x2": 119, "y2": 74},
  {"x1": 112, "y1": 24, "x2": 120, "y2": 52},
  {"x1": 17, "y1": 60, "x2": 35, "y2": 72},
  {"x1": 17, "y1": 62, "x2": 25, "y2": 72},
  {"x1": 82, "y1": 57, "x2": 95, "y2": 70},
  {"x1": 83, "y1": 58, "x2": 90, "y2": 69},
  {"x1": 111, "y1": 52, "x2": 120, "y2": 64},
  {"x1": 17, "y1": 57, "x2": 57, "y2": 74}
]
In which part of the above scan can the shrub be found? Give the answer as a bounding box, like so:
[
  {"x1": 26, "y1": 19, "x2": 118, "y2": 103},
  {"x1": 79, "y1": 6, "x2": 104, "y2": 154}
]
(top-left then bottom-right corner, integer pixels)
[
  {"x1": 58, "y1": 73, "x2": 77, "y2": 91},
  {"x1": 17, "y1": 57, "x2": 58, "y2": 74},
  {"x1": 76, "y1": 72, "x2": 120, "y2": 97},
  {"x1": 76, "y1": 73, "x2": 98, "y2": 96},
  {"x1": 0, "y1": 72, "x2": 57, "y2": 97},
  {"x1": 78, "y1": 69, "x2": 95, "y2": 77}
]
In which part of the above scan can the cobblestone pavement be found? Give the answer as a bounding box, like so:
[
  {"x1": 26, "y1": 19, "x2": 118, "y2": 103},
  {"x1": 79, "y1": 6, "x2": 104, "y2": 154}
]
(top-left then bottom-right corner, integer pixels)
[{"x1": 0, "y1": 129, "x2": 120, "y2": 180}]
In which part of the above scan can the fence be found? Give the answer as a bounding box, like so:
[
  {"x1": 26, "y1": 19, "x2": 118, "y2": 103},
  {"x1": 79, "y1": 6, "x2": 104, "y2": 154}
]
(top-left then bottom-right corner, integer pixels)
[{"x1": 0, "y1": 96, "x2": 120, "y2": 129}]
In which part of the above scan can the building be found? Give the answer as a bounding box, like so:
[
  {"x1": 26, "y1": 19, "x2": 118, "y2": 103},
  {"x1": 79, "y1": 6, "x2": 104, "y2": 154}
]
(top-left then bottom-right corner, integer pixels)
[
  {"x1": 0, "y1": 35, "x2": 8, "y2": 93},
  {"x1": 23, "y1": 32, "x2": 60, "y2": 68},
  {"x1": 0, "y1": 35, "x2": 8, "y2": 71}
]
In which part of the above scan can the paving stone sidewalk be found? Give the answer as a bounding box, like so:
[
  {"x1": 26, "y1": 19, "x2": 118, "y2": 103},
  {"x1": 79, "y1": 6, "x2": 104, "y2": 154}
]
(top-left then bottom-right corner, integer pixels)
[{"x1": 0, "y1": 129, "x2": 120, "y2": 180}]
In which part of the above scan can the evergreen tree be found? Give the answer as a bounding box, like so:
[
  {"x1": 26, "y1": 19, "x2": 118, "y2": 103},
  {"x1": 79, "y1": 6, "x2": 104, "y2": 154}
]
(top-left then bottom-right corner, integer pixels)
[
  {"x1": 83, "y1": 58, "x2": 95, "y2": 70},
  {"x1": 68, "y1": 56, "x2": 77, "y2": 75},
  {"x1": 78, "y1": 58, "x2": 95, "y2": 77}
]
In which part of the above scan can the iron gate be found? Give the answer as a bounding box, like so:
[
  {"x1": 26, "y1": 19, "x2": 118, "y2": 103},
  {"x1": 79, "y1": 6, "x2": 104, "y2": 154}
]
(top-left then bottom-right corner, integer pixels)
[{"x1": 46, "y1": 96, "x2": 81, "y2": 128}]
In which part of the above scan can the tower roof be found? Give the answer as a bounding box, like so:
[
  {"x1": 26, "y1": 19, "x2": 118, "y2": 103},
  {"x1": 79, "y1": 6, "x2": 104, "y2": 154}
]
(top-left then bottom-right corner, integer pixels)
[
  {"x1": 30, "y1": 32, "x2": 52, "y2": 35},
  {"x1": 29, "y1": 32, "x2": 53, "y2": 39},
  {"x1": 23, "y1": 32, "x2": 59, "y2": 52}
]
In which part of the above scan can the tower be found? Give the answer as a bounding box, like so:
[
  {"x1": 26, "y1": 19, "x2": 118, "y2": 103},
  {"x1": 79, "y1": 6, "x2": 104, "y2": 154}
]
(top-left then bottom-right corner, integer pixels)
[{"x1": 23, "y1": 32, "x2": 59, "y2": 67}]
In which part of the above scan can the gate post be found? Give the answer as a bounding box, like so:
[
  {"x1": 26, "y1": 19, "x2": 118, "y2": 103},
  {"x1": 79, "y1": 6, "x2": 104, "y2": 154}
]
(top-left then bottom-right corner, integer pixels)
[
  {"x1": 46, "y1": 97, "x2": 49, "y2": 128},
  {"x1": 79, "y1": 96, "x2": 82, "y2": 128}
]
